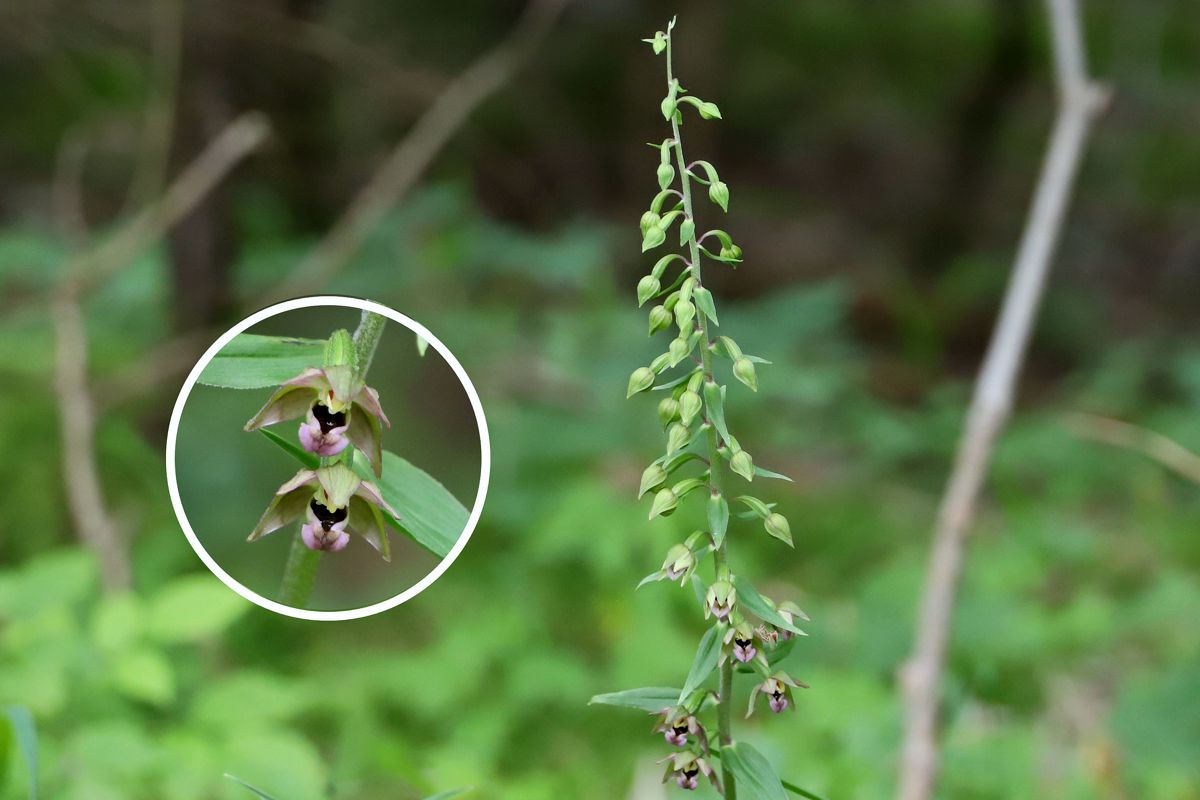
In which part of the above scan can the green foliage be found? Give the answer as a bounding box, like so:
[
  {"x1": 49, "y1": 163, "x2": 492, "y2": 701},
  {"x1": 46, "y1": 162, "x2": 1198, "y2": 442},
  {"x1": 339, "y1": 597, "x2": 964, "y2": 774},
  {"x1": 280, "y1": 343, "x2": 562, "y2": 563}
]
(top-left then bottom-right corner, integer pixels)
[{"x1": 197, "y1": 335, "x2": 327, "y2": 390}]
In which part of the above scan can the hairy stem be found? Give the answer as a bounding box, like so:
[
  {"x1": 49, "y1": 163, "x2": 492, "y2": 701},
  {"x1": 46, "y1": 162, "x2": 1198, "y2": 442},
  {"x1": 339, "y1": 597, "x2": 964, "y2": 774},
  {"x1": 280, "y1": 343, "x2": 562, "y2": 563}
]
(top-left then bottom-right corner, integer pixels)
[
  {"x1": 276, "y1": 310, "x2": 388, "y2": 608},
  {"x1": 667, "y1": 31, "x2": 738, "y2": 800}
]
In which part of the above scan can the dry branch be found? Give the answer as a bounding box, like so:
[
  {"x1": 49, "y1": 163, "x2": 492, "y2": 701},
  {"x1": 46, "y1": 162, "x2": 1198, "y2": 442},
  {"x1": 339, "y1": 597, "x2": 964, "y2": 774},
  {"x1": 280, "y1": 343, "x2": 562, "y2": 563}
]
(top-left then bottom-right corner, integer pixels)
[
  {"x1": 896, "y1": 1, "x2": 1107, "y2": 798},
  {"x1": 1065, "y1": 412, "x2": 1200, "y2": 486}
]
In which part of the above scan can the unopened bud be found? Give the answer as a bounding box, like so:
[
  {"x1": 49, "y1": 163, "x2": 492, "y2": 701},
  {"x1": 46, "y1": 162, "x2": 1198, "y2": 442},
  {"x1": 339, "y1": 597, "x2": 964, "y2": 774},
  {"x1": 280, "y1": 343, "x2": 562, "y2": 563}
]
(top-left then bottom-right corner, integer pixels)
[
  {"x1": 657, "y1": 162, "x2": 675, "y2": 190},
  {"x1": 642, "y1": 224, "x2": 666, "y2": 252},
  {"x1": 674, "y1": 299, "x2": 696, "y2": 330},
  {"x1": 648, "y1": 305, "x2": 672, "y2": 336},
  {"x1": 732, "y1": 357, "x2": 758, "y2": 392},
  {"x1": 657, "y1": 396, "x2": 680, "y2": 428},
  {"x1": 678, "y1": 390, "x2": 702, "y2": 427},
  {"x1": 626, "y1": 367, "x2": 655, "y2": 398},
  {"x1": 640, "y1": 210, "x2": 660, "y2": 234},
  {"x1": 668, "y1": 336, "x2": 690, "y2": 367},
  {"x1": 666, "y1": 422, "x2": 690, "y2": 454},
  {"x1": 637, "y1": 275, "x2": 660, "y2": 307},
  {"x1": 719, "y1": 243, "x2": 743, "y2": 261},
  {"x1": 709, "y1": 181, "x2": 729, "y2": 212},
  {"x1": 661, "y1": 543, "x2": 696, "y2": 581},
  {"x1": 765, "y1": 512, "x2": 792, "y2": 546},
  {"x1": 730, "y1": 449, "x2": 754, "y2": 482},
  {"x1": 649, "y1": 487, "x2": 679, "y2": 520},
  {"x1": 639, "y1": 462, "x2": 668, "y2": 498},
  {"x1": 679, "y1": 217, "x2": 696, "y2": 245}
]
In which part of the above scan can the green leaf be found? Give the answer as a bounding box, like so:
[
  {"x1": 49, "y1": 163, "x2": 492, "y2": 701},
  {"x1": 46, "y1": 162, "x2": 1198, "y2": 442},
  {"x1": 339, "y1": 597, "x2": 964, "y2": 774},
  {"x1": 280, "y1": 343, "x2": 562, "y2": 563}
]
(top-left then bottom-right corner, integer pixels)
[
  {"x1": 753, "y1": 466, "x2": 793, "y2": 482},
  {"x1": 225, "y1": 774, "x2": 280, "y2": 799},
  {"x1": 146, "y1": 575, "x2": 248, "y2": 643},
  {"x1": 702, "y1": 381, "x2": 730, "y2": 443},
  {"x1": 197, "y1": 334, "x2": 325, "y2": 389},
  {"x1": 782, "y1": 780, "x2": 830, "y2": 800},
  {"x1": 733, "y1": 577, "x2": 806, "y2": 636},
  {"x1": 423, "y1": 791, "x2": 469, "y2": 800},
  {"x1": 350, "y1": 450, "x2": 468, "y2": 560},
  {"x1": 259, "y1": 430, "x2": 468, "y2": 559},
  {"x1": 707, "y1": 492, "x2": 729, "y2": 549},
  {"x1": 589, "y1": 687, "x2": 680, "y2": 713},
  {"x1": 2, "y1": 707, "x2": 37, "y2": 800},
  {"x1": 111, "y1": 647, "x2": 175, "y2": 706},
  {"x1": 692, "y1": 287, "x2": 719, "y2": 326},
  {"x1": 259, "y1": 428, "x2": 319, "y2": 469},
  {"x1": 722, "y1": 743, "x2": 787, "y2": 800},
  {"x1": 679, "y1": 625, "x2": 722, "y2": 702},
  {"x1": 737, "y1": 495, "x2": 772, "y2": 518}
]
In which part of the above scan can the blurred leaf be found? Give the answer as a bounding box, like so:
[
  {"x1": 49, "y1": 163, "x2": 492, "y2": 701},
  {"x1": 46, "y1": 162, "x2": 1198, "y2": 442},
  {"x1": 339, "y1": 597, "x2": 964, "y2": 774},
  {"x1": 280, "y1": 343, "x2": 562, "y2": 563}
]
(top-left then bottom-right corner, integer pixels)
[
  {"x1": 423, "y1": 791, "x2": 468, "y2": 800},
  {"x1": 589, "y1": 687, "x2": 679, "y2": 712},
  {"x1": 721, "y1": 742, "x2": 787, "y2": 800},
  {"x1": 782, "y1": 779, "x2": 829, "y2": 799},
  {"x1": 733, "y1": 577, "x2": 805, "y2": 636},
  {"x1": 679, "y1": 625, "x2": 721, "y2": 702},
  {"x1": 225, "y1": 774, "x2": 279, "y2": 799},
  {"x1": 197, "y1": 334, "x2": 324, "y2": 390},
  {"x1": 2, "y1": 706, "x2": 37, "y2": 799},
  {"x1": 90, "y1": 593, "x2": 143, "y2": 653},
  {"x1": 753, "y1": 466, "x2": 793, "y2": 482},
  {"x1": 222, "y1": 731, "x2": 325, "y2": 800},
  {"x1": 146, "y1": 575, "x2": 248, "y2": 643},
  {"x1": 259, "y1": 428, "x2": 319, "y2": 469},
  {"x1": 111, "y1": 647, "x2": 175, "y2": 706}
]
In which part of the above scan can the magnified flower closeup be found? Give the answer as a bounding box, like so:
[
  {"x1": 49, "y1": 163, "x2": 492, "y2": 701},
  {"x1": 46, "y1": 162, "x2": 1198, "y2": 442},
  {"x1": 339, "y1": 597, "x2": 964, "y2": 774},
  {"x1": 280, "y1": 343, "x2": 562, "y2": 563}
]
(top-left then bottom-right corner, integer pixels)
[
  {"x1": 244, "y1": 365, "x2": 391, "y2": 476},
  {"x1": 248, "y1": 463, "x2": 400, "y2": 560}
]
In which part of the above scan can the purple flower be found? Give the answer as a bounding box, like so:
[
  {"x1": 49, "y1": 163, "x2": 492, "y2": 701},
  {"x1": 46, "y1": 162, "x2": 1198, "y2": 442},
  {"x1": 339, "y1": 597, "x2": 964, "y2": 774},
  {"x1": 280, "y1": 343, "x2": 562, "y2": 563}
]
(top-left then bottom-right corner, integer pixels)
[
  {"x1": 704, "y1": 579, "x2": 735, "y2": 621},
  {"x1": 747, "y1": 671, "x2": 807, "y2": 718},
  {"x1": 733, "y1": 637, "x2": 757, "y2": 664},
  {"x1": 657, "y1": 752, "x2": 720, "y2": 793},
  {"x1": 652, "y1": 709, "x2": 708, "y2": 751},
  {"x1": 245, "y1": 366, "x2": 390, "y2": 477},
  {"x1": 248, "y1": 463, "x2": 400, "y2": 561}
]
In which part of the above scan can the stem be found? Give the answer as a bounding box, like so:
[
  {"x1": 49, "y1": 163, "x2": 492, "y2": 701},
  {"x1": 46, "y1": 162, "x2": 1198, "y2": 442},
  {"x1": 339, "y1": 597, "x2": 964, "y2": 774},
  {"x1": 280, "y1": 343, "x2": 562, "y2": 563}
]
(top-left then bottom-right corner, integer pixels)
[
  {"x1": 667, "y1": 30, "x2": 738, "y2": 800},
  {"x1": 276, "y1": 310, "x2": 388, "y2": 608}
]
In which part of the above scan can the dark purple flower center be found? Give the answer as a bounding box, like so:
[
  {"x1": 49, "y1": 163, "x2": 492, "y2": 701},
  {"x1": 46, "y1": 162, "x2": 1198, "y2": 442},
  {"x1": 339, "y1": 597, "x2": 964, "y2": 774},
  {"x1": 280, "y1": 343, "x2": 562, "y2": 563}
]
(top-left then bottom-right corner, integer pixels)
[
  {"x1": 312, "y1": 403, "x2": 347, "y2": 433},
  {"x1": 683, "y1": 766, "x2": 698, "y2": 779},
  {"x1": 310, "y1": 499, "x2": 348, "y2": 531}
]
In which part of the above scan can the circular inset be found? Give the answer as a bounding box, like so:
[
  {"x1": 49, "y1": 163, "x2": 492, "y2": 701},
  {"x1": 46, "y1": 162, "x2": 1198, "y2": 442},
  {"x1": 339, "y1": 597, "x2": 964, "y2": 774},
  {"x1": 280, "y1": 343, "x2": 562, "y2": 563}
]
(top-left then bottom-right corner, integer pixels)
[{"x1": 166, "y1": 296, "x2": 490, "y2": 621}]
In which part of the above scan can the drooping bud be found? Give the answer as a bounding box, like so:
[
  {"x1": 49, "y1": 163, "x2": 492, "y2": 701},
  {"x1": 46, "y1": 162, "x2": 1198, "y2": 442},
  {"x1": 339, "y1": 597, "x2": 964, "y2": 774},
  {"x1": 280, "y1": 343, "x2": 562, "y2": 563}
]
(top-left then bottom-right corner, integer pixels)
[
  {"x1": 666, "y1": 422, "x2": 690, "y2": 455},
  {"x1": 719, "y1": 243, "x2": 743, "y2": 262},
  {"x1": 639, "y1": 462, "x2": 668, "y2": 499},
  {"x1": 732, "y1": 356, "x2": 758, "y2": 392},
  {"x1": 674, "y1": 299, "x2": 696, "y2": 330},
  {"x1": 657, "y1": 162, "x2": 675, "y2": 190},
  {"x1": 648, "y1": 304, "x2": 672, "y2": 336},
  {"x1": 636, "y1": 275, "x2": 661, "y2": 307},
  {"x1": 648, "y1": 487, "x2": 679, "y2": 520},
  {"x1": 764, "y1": 512, "x2": 792, "y2": 546},
  {"x1": 730, "y1": 449, "x2": 754, "y2": 482},
  {"x1": 709, "y1": 180, "x2": 729, "y2": 212},
  {"x1": 640, "y1": 210, "x2": 661, "y2": 235},
  {"x1": 627, "y1": 367, "x2": 655, "y2": 398},
  {"x1": 679, "y1": 217, "x2": 696, "y2": 245},
  {"x1": 657, "y1": 396, "x2": 680, "y2": 428},
  {"x1": 649, "y1": 353, "x2": 672, "y2": 374},
  {"x1": 644, "y1": 31, "x2": 667, "y2": 55},
  {"x1": 666, "y1": 337, "x2": 688, "y2": 368},
  {"x1": 705, "y1": 579, "x2": 736, "y2": 621},
  {"x1": 642, "y1": 224, "x2": 667, "y2": 252},
  {"x1": 678, "y1": 390, "x2": 702, "y2": 428}
]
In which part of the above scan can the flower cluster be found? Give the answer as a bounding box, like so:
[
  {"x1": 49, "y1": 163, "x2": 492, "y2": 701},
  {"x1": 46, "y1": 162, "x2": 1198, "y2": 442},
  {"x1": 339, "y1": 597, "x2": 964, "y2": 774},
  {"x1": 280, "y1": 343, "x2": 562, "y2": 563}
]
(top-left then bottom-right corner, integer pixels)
[
  {"x1": 625, "y1": 19, "x2": 809, "y2": 794},
  {"x1": 244, "y1": 328, "x2": 398, "y2": 559}
]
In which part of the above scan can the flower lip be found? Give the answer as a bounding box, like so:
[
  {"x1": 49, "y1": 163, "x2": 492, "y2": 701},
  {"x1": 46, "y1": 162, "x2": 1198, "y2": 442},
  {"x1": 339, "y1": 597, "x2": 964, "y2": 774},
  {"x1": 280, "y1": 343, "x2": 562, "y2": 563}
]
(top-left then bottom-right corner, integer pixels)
[
  {"x1": 310, "y1": 498, "x2": 348, "y2": 530},
  {"x1": 311, "y1": 403, "x2": 347, "y2": 434}
]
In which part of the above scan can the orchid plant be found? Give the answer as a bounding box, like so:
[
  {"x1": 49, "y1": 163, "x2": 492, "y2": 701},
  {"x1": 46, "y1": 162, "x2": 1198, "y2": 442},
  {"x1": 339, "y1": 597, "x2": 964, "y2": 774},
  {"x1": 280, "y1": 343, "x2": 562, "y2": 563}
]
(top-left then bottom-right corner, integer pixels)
[
  {"x1": 195, "y1": 308, "x2": 472, "y2": 610},
  {"x1": 591, "y1": 20, "x2": 812, "y2": 799}
]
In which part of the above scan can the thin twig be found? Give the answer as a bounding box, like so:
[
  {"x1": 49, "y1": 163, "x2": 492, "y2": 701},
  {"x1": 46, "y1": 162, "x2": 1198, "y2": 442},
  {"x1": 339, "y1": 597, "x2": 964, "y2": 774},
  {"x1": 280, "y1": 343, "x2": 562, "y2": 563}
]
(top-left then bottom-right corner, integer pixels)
[
  {"x1": 263, "y1": 0, "x2": 568, "y2": 303},
  {"x1": 51, "y1": 114, "x2": 269, "y2": 592},
  {"x1": 896, "y1": 2, "x2": 1107, "y2": 798},
  {"x1": 1065, "y1": 412, "x2": 1200, "y2": 486}
]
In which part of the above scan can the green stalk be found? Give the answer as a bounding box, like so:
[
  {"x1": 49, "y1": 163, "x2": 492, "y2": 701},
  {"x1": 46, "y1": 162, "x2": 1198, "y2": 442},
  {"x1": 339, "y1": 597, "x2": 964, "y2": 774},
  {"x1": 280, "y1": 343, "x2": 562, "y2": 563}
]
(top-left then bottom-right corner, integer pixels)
[
  {"x1": 276, "y1": 310, "x2": 388, "y2": 609},
  {"x1": 666, "y1": 30, "x2": 737, "y2": 800}
]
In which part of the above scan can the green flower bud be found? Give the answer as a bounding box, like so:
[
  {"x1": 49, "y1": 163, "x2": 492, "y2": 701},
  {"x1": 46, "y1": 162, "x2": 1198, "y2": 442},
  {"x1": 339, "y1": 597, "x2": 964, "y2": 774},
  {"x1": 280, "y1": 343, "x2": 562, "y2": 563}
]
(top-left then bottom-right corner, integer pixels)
[
  {"x1": 649, "y1": 487, "x2": 679, "y2": 520},
  {"x1": 719, "y1": 243, "x2": 743, "y2": 261},
  {"x1": 697, "y1": 101, "x2": 722, "y2": 120},
  {"x1": 679, "y1": 217, "x2": 696, "y2": 245},
  {"x1": 705, "y1": 579, "x2": 736, "y2": 620},
  {"x1": 666, "y1": 422, "x2": 690, "y2": 454},
  {"x1": 639, "y1": 462, "x2": 668, "y2": 499},
  {"x1": 730, "y1": 449, "x2": 754, "y2": 482},
  {"x1": 657, "y1": 396, "x2": 680, "y2": 428},
  {"x1": 640, "y1": 210, "x2": 661, "y2": 234},
  {"x1": 678, "y1": 390, "x2": 702, "y2": 427},
  {"x1": 642, "y1": 224, "x2": 667, "y2": 252},
  {"x1": 668, "y1": 336, "x2": 690, "y2": 367},
  {"x1": 733, "y1": 357, "x2": 758, "y2": 392},
  {"x1": 674, "y1": 299, "x2": 696, "y2": 330},
  {"x1": 657, "y1": 162, "x2": 675, "y2": 190},
  {"x1": 637, "y1": 275, "x2": 660, "y2": 307},
  {"x1": 764, "y1": 512, "x2": 792, "y2": 546},
  {"x1": 648, "y1": 304, "x2": 672, "y2": 336},
  {"x1": 709, "y1": 180, "x2": 729, "y2": 212},
  {"x1": 626, "y1": 366, "x2": 654, "y2": 398},
  {"x1": 661, "y1": 543, "x2": 696, "y2": 582}
]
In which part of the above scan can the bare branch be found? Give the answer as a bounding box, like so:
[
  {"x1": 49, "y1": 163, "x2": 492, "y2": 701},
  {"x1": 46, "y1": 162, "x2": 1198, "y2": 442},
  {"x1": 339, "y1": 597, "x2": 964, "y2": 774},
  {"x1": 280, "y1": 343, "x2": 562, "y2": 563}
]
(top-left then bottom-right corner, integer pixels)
[
  {"x1": 896, "y1": 2, "x2": 1107, "y2": 798},
  {"x1": 1065, "y1": 412, "x2": 1200, "y2": 486},
  {"x1": 68, "y1": 111, "x2": 270, "y2": 295},
  {"x1": 263, "y1": 0, "x2": 568, "y2": 303}
]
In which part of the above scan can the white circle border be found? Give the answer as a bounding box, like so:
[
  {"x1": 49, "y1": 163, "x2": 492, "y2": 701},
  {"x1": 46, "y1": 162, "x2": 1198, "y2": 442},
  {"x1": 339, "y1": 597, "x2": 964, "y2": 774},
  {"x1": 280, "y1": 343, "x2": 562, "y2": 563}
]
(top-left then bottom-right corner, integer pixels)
[{"x1": 165, "y1": 295, "x2": 491, "y2": 621}]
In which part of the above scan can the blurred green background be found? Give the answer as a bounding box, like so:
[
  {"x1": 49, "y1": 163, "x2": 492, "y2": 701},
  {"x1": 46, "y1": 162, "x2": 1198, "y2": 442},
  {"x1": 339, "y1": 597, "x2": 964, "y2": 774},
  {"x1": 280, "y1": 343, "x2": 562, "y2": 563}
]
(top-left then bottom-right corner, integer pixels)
[
  {"x1": 1, "y1": 0, "x2": 1198, "y2": 798},
  {"x1": 176, "y1": 305, "x2": 480, "y2": 611}
]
